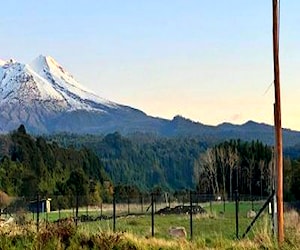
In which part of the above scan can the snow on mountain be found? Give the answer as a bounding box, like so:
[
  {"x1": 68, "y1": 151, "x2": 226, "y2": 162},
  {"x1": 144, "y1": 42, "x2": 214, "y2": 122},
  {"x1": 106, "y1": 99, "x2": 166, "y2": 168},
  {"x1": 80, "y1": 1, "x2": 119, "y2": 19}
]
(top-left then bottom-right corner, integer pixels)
[
  {"x1": 29, "y1": 55, "x2": 116, "y2": 110},
  {"x1": 0, "y1": 59, "x2": 16, "y2": 81},
  {"x1": 0, "y1": 55, "x2": 152, "y2": 134},
  {"x1": 1, "y1": 55, "x2": 300, "y2": 147},
  {"x1": 0, "y1": 58, "x2": 16, "y2": 66},
  {"x1": 0, "y1": 61, "x2": 61, "y2": 102},
  {"x1": 0, "y1": 59, "x2": 6, "y2": 66},
  {"x1": 0, "y1": 55, "x2": 117, "y2": 113}
]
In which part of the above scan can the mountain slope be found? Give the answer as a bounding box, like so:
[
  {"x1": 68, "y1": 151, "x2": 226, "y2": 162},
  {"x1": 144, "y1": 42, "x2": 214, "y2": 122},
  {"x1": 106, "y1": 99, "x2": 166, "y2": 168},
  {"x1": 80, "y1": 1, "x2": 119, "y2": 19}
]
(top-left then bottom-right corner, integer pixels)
[
  {"x1": 0, "y1": 55, "x2": 163, "y2": 133},
  {"x1": 159, "y1": 116, "x2": 300, "y2": 147},
  {"x1": 0, "y1": 55, "x2": 300, "y2": 148}
]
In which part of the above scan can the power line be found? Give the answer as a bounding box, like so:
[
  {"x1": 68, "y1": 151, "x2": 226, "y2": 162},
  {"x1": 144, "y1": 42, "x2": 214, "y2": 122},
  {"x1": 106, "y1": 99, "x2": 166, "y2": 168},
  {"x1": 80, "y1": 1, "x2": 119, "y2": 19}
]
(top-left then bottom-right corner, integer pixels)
[{"x1": 263, "y1": 81, "x2": 274, "y2": 96}]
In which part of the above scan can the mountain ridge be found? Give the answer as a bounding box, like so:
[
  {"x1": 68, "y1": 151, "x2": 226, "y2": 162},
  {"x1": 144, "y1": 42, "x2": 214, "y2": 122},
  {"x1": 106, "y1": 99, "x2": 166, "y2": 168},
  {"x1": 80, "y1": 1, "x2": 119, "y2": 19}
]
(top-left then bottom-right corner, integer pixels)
[
  {"x1": 1, "y1": 55, "x2": 300, "y2": 147},
  {"x1": 0, "y1": 55, "x2": 154, "y2": 133}
]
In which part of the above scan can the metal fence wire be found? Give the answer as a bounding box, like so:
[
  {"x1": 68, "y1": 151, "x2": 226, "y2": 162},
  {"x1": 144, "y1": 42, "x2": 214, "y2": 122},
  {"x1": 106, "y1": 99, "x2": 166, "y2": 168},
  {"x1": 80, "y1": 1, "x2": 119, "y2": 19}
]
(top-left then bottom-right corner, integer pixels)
[{"x1": 0, "y1": 191, "x2": 273, "y2": 240}]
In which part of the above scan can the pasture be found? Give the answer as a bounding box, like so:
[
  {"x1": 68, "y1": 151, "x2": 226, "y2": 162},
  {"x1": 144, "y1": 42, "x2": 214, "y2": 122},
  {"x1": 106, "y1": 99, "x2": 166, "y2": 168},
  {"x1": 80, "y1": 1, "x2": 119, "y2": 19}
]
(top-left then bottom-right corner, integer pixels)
[
  {"x1": 2, "y1": 200, "x2": 299, "y2": 249},
  {"x1": 30, "y1": 200, "x2": 268, "y2": 240}
]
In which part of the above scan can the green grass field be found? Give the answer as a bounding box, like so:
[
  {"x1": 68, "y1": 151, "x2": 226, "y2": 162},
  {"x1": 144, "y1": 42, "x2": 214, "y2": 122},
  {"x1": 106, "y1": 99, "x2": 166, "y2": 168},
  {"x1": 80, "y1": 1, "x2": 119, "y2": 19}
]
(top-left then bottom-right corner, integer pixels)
[
  {"x1": 31, "y1": 200, "x2": 270, "y2": 241},
  {"x1": 2, "y1": 201, "x2": 299, "y2": 249}
]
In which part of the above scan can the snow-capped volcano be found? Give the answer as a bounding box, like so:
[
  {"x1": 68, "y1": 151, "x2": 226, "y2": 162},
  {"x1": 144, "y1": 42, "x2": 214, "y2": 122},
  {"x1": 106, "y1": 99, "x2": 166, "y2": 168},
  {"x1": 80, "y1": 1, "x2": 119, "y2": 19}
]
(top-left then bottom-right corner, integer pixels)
[
  {"x1": 1, "y1": 55, "x2": 300, "y2": 147},
  {"x1": 29, "y1": 55, "x2": 116, "y2": 110},
  {"x1": 0, "y1": 55, "x2": 116, "y2": 113},
  {"x1": 0, "y1": 55, "x2": 152, "y2": 133}
]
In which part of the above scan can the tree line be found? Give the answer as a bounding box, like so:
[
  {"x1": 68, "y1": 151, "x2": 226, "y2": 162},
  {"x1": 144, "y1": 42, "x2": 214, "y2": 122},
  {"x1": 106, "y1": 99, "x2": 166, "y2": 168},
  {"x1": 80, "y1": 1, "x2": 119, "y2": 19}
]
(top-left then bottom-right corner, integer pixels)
[
  {"x1": 47, "y1": 132, "x2": 208, "y2": 191},
  {"x1": 0, "y1": 126, "x2": 299, "y2": 204},
  {"x1": 47, "y1": 132, "x2": 300, "y2": 201},
  {"x1": 194, "y1": 140, "x2": 273, "y2": 199},
  {"x1": 0, "y1": 125, "x2": 112, "y2": 208}
]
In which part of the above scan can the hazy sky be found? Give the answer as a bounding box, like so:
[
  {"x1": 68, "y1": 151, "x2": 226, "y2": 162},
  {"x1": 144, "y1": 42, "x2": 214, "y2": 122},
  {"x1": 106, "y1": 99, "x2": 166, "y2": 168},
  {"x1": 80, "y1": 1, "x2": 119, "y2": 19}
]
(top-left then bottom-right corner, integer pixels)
[{"x1": 1, "y1": 1, "x2": 300, "y2": 130}]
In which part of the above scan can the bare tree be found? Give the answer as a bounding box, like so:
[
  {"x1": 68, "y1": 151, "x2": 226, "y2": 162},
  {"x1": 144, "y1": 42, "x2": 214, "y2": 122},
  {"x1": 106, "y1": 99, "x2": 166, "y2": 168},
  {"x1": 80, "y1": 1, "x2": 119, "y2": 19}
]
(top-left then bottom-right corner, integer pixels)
[
  {"x1": 227, "y1": 147, "x2": 239, "y2": 200},
  {"x1": 246, "y1": 156, "x2": 255, "y2": 200},
  {"x1": 194, "y1": 148, "x2": 219, "y2": 196},
  {"x1": 259, "y1": 159, "x2": 265, "y2": 199},
  {"x1": 216, "y1": 147, "x2": 227, "y2": 198}
]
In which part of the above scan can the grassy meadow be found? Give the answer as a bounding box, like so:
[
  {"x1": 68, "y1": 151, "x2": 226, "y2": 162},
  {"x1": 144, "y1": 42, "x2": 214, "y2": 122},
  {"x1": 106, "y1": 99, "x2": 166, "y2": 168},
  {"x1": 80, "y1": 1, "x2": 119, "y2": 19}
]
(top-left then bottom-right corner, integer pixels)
[
  {"x1": 76, "y1": 201, "x2": 265, "y2": 239},
  {"x1": 1, "y1": 200, "x2": 299, "y2": 249}
]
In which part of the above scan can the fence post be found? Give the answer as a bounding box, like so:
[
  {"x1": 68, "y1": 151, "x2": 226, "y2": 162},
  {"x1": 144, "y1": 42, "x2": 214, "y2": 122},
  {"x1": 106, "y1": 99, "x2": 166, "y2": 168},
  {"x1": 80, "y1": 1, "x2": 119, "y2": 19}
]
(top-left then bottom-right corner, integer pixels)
[
  {"x1": 36, "y1": 193, "x2": 40, "y2": 233},
  {"x1": 271, "y1": 192, "x2": 275, "y2": 236},
  {"x1": 235, "y1": 190, "x2": 239, "y2": 239},
  {"x1": 59, "y1": 205, "x2": 61, "y2": 221},
  {"x1": 86, "y1": 195, "x2": 89, "y2": 217},
  {"x1": 75, "y1": 194, "x2": 79, "y2": 227},
  {"x1": 46, "y1": 210, "x2": 49, "y2": 225},
  {"x1": 141, "y1": 195, "x2": 144, "y2": 213},
  {"x1": 241, "y1": 190, "x2": 275, "y2": 238},
  {"x1": 210, "y1": 195, "x2": 212, "y2": 213},
  {"x1": 190, "y1": 191, "x2": 193, "y2": 241},
  {"x1": 113, "y1": 192, "x2": 116, "y2": 232},
  {"x1": 127, "y1": 196, "x2": 130, "y2": 215},
  {"x1": 151, "y1": 193, "x2": 154, "y2": 237}
]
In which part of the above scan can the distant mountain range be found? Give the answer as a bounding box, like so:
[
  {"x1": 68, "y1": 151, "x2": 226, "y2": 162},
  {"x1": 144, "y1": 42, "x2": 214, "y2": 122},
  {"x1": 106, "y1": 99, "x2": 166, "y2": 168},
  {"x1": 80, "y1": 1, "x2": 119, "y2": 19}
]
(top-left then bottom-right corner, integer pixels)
[{"x1": 1, "y1": 55, "x2": 300, "y2": 147}]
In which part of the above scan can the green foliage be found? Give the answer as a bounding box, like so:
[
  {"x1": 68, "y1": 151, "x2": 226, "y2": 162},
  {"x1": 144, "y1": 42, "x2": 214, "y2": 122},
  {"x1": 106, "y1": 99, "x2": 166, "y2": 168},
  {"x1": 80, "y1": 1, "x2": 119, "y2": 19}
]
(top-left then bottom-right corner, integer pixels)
[
  {"x1": 67, "y1": 169, "x2": 88, "y2": 196},
  {"x1": 194, "y1": 139, "x2": 274, "y2": 198},
  {"x1": 1, "y1": 126, "x2": 299, "y2": 202},
  {"x1": 285, "y1": 159, "x2": 300, "y2": 201},
  {"x1": 114, "y1": 184, "x2": 141, "y2": 200},
  {"x1": 47, "y1": 132, "x2": 207, "y2": 192},
  {"x1": 0, "y1": 125, "x2": 111, "y2": 204},
  {"x1": 45, "y1": 132, "x2": 300, "y2": 201}
]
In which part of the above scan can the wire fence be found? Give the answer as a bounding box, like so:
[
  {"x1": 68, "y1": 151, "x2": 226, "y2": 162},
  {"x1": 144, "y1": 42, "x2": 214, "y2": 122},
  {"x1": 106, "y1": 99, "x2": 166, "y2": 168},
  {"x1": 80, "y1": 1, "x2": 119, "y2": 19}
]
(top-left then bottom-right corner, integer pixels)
[{"x1": 0, "y1": 191, "x2": 273, "y2": 240}]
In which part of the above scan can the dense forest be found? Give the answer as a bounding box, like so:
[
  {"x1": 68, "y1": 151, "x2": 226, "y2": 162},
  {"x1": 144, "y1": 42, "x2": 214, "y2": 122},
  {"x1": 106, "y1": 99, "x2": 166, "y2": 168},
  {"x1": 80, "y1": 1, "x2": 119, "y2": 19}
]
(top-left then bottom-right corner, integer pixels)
[
  {"x1": 46, "y1": 132, "x2": 208, "y2": 191},
  {"x1": 0, "y1": 125, "x2": 112, "y2": 204},
  {"x1": 194, "y1": 140, "x2": 273, "y2": 199},
  {"x1": 0, "y1": 126, "x2": 300, "y2": 203},
  {"x1": 47, "y1": 132, "x2": 300, "y2": 201},
  {"x1": 197, "y1": 141, "x2": 300, "y2": 201}
]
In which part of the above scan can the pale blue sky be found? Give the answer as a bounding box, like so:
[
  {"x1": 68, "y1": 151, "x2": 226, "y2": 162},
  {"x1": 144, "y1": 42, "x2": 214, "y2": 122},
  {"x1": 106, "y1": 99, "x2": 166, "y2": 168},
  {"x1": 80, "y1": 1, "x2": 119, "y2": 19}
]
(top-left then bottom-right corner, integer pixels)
[{"x1": 1, "y1": 1, "x2": 300, "y2": 130}]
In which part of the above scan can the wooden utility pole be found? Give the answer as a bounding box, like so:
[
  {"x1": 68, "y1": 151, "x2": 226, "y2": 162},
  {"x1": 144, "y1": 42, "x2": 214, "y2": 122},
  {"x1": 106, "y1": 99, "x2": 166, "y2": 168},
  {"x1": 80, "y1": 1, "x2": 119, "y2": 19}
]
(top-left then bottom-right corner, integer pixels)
[{"x1": 272, "y1": 0, "x2": 284, "y2": 244}]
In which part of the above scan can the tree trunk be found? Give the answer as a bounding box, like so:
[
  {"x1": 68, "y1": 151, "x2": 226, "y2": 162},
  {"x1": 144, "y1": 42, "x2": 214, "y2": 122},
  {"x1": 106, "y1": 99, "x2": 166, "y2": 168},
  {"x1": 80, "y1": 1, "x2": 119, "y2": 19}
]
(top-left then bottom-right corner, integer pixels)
[
  {"x1": 223, "y1": 174, "x2": 226, "y2": 198},
  {"x1": 230, "y1": 170, "x2": 232, "y2": 201}
]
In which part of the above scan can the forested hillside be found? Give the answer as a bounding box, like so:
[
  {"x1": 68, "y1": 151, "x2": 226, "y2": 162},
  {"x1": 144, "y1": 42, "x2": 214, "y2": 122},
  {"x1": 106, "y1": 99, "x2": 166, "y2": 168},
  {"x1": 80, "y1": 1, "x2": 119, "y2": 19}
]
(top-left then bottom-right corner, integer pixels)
[
  {"x1": 194, "y1": 140, "x2": 273, "y2": 199},
  {"x1": 0, "y1": 125, "x2": 112, "y2": 202},
  {"x1": 47, "y1": 132, "x2": 208, "y2": 191},
  {"x1": 47, "y1": 132, "x2": 300, "y2": 201},
  {"x1": 1, "y1": 127, "x2": 300, "y2": 202}
]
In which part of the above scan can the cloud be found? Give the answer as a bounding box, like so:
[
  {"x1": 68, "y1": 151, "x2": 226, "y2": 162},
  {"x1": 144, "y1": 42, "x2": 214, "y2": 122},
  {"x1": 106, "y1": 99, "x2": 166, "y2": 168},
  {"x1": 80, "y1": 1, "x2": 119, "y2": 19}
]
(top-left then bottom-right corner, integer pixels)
[{"x1": 229, "y1": 113, "x2": 243, "y2": 122}]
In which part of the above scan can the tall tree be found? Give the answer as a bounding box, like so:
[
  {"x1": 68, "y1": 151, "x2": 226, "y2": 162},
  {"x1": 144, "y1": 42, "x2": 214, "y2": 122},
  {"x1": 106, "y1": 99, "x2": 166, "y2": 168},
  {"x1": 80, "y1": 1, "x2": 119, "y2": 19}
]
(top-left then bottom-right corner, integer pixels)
[
  {"x1": 227, "y1": 147, "x2": 239, "y2": 200},
  {"x1": 195, "y1": 148, "x2": 219, "y2": 195},
  {"x1": 246, "y1": 156, "x2": 255, "y2": 200},
  {"x1": 216, "y1": 146, "x2": 227, "y2": 198}
]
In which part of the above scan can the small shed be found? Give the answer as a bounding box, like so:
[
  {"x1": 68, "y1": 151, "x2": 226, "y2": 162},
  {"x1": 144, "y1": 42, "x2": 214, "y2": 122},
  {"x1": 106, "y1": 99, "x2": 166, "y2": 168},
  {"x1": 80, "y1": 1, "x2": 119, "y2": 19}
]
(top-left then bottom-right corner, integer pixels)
[{"x1": 29, "y1": 198, "x2": 51, "y2": 213}]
